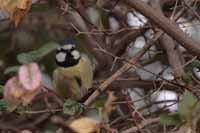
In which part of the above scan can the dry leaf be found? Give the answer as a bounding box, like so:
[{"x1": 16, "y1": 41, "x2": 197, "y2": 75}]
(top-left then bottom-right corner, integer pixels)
[
  {"x1": 21, "y1": 89, "x2": 40, "y2": 106},
  {"x1": 68, "y1": 117, "x2": 98, "y2": 133},
  {"x1": 104, "y1": 91, "x2": 117, "y2": 114},
  {"x1": 3, "y1": 63, "x2": 42, "y2": 109},
  {"x1": 177, "y1": 125, "x2": 194, "y2": 133},
  {"x1": 102, "y1": 91, "x2": 117, "y2": 123},
  {"x1": 3, "y1": 76, "x2": 25, "y2": 109},
  {"x1": 0, "y1": 0, "x2": 32, "y2": 26}
]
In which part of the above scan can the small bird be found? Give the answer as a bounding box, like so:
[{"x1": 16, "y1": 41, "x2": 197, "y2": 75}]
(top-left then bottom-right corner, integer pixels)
[{"x1": 53, "y1": 39, "x2": 93, "y2": 100}]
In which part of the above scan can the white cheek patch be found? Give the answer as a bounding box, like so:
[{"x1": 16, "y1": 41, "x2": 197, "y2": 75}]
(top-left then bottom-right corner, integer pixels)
[
  {"x1": 71, "y1": 50, "x2": 80, "y2": 60},
  {"x1": 62, "y1": 44, "x2": 74, "y2": 50},
  {"x1": 56, "y1": 52, "x2": 66, "y2": 62}
]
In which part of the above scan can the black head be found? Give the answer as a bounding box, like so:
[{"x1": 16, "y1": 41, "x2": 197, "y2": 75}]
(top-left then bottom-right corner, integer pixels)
[{"x1": 56, "y1": 40, "x2": 81, "y2": 67}]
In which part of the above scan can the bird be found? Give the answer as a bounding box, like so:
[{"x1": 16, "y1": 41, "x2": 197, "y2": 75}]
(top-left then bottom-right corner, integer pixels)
[{"x1": 53, "y1": 39, "x2": 94, "y2": 100}]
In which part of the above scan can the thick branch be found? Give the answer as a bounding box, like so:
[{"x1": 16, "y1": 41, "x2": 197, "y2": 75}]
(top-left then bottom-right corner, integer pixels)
[
  {"x1": 150, "y1": 0, "x2": 185, "y2": 78},
  {"x1": 110, "y1": 80, "x2": 182, "y2": 91},
  {"x1": 84, "y1": 32, "x2": 158, "y2": 105},
  {"x1": 160, "y1": 34, "x2": 185, "y2": 78}
]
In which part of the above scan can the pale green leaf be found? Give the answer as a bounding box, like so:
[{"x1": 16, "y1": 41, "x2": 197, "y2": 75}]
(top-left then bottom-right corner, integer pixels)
[
  {"x1": 4, "y1": 66, "x2": 19, "y2": 75},
  {"x1": 0, "y1": 100, "x2": 8, "y2": 112},
  {"x1": 63, "y1": 99, "x2": 83, "y2": 116},
  {"x1": 178, "y1": 91, "x2": 197, "y2": 119},
  {"x1": 0, "y1": 85, "x2": 3, "y2": 94},
  {"x1": 160, "y1": 113, "x2": 181, "y2": 126},
  {"x1": 17, "y1": 42, "x2": 58, "y2": 64}
]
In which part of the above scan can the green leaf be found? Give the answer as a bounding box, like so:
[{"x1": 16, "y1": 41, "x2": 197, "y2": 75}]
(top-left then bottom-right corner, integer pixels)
[
  {"x1": 182, "y1": 91, "x2": 197, "y2": 107},
  {"x1": 194, "y1": 102, "x2": 200, "y2": 115},
  {"x1": 197, "y1": 119, "x2": 200, "y2": 129},
  {"x1": 183, "y1": 60, "x2": 200, "y2": 83},
  {"x1": 17, "y1": 42, "x2": 58, "y2": 64},
  {"x1": 91, "y1": 95, "x2": 107, "y2": 108},
  {"x1": 4, "y1": 66, "x2": 19, "y2": 75},
  {"x1": 0, "y1": 85, "x2": 3, "y2": 94},
  {"x1": 15, "y1": 105, "x2": 32, "y2": 115},
  {"x1": 0, "y1": 100, "x2": 8, "y2": 112},
  {"x1": 182, "y1": 73, "x2": 193, "y2": 84},
  {"x1": 42, "y1": 122, "x2": 58, "y2": 133},
  {"x1": 178, "y1": 91, "x2": 197, "y2": 119},
  {"x1": 63, "y1": 99, "x2": 83, "y2": 116},
  {"x1": 191, "y1": 60, "x2": 200, "y2": 68},
  {"x1": 160, "y1": 113, "x2": 181, "y2": 126}
]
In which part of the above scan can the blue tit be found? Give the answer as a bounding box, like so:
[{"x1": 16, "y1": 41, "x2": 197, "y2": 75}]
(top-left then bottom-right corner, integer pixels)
[{"x1": 53, "y1": 39, "x2": 94, "y2": 100}]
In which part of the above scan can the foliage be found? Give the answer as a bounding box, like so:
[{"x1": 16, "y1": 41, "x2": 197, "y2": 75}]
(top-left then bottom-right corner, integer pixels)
[
  {"x1": 160, "y1": 113, "x2": 181, "y2": 126},
  {"x1": 0, "y1": 0, "x2": 32, "y2": 26},
  {"x1": 160, "y1": 91, "x2": 200, "y2": 130},
  {"x1": 30, "y1": 4, "x2": 51, "y2": 12},
  {"x1": 0, "y1": 100, "x2": 8, "y2": 112},
  {"x1": 3, "y1": 63, "x2": 42, "y2": 110},
  {"x1": 178, "y1": 91, "x2": 199, "y2": 120},
  {"x1": 0, "y1": 0, "x2": 200, "y2": 132},
  {"x1": 63, "y1": 99, "x2": 83, "y2": 116},
  {"x1": 0, "y1": 85, "x2": 3, "y2": 94},
  {"x1": 4, "y1": 66, "x2": 20, "y2": 75},
  {"x1": 183, "y1": 60, "x2": 200, "y2": 83},
  {"x1": 17, "y1": 42, "x2": 58, "y2": 64}
]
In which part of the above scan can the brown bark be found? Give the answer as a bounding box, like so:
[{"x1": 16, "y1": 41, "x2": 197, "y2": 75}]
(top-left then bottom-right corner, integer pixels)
[
  {"x1": 150, "y1": 0, "x2": 185, "y2": 78},
  {"x1": 159, "y1": 34, "x2": 185, "y2": 78},
  {"x1": 124, "y1": 0, "x2": 200, "y2": 57}
]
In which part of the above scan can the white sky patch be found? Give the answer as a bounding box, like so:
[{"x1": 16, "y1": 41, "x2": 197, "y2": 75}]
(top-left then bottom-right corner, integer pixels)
[
  {"x1": 86, "y1": 7, "x2": 100, "y2": 26},
  {"x1": 177, "y1": 17, "x2": 194, "y2": 37},
  {"x1": 136, "y1": 61, "x2": 163, "y2": 80},
  {"x1": 63, "y1": 44, "x2": 74, "y2": 50},
  {"x1": 162, "y1": 67, "x2": 174, "y2": 80},
  {"x1": 193, "y1": 67, "x2": 200, "y2": 80},
  {"x1": 144, "y1": 29, "x2": 154, "y2": 39},
  {"x1": 128, "y1": 88, "x2": 146, "y2": 111},
  {"x1": 109, "y1": 17, "x2": 120, "y2": 31},
  {"x1": 128, "y1": 36, "x2": 146, "y2": 57},
  {"x1": 134, "y1": 36, "x2": 146, "y2": 48},
  {"x1": 56, "y1": 52, "x2": 66, "y2": 62},
  {"x1": 71, "y1": 50, "x2": 80, "y2": 60},
  {"x1": 155, "y1": 90, "x2": 178, "y2": 112},
  {"x1": 127, "y1": 12, "x2": 147, "y2": 28}
]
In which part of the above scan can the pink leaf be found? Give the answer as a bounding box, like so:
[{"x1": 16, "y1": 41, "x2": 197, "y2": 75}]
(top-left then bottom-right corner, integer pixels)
[
  {"x1": 3, "y1": 76, "x2": 24, "y2": 109},
  {"x1": 18, "y1": 63, "x2": 42, "y2": 91}
]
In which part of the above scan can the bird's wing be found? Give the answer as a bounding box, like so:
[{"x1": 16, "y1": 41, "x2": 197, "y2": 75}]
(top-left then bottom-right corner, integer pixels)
[{"x1": 79, "y1": 54, "x2": 93, "y2": 90}]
